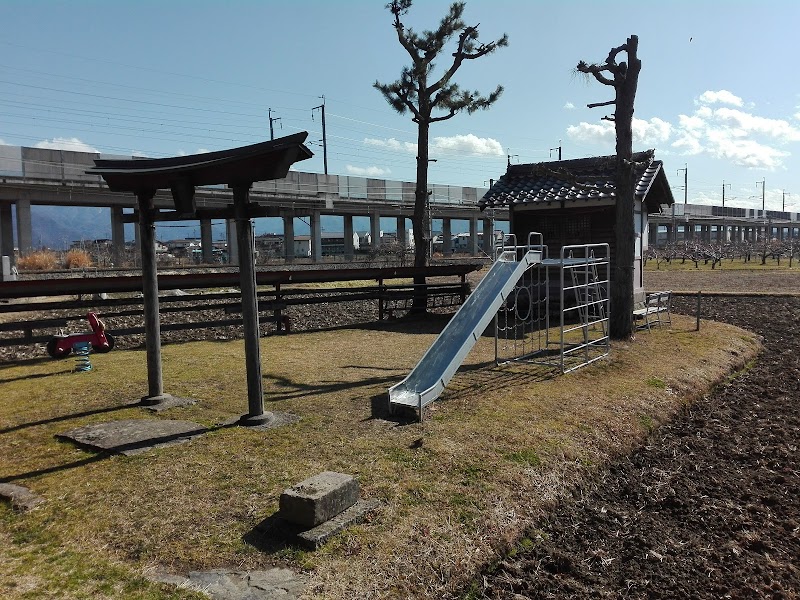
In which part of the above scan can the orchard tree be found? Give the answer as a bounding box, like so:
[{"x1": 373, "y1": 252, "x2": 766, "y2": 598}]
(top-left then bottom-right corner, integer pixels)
[
  {"x1": 375, "y1": 0, "x2": 507, "y2": 308},
  {"x1": 577, "y1": 35, "x2": 642, "y2": 339}
]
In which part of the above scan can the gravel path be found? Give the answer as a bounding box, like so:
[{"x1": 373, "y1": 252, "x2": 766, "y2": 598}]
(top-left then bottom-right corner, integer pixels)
[{"x1": 476, "y1": 296, "x2": 800, "y2": 599}]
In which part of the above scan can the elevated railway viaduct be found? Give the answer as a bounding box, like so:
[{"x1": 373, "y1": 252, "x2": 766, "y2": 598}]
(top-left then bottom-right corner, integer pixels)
[{"x1": 0, "y1": 144, "x2": 509, "y2": 266}]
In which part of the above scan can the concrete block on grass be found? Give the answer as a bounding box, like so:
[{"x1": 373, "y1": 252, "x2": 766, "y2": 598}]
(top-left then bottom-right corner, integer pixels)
[{"x1": 280, "y1": 471, "x2": 359, "y2": 528}]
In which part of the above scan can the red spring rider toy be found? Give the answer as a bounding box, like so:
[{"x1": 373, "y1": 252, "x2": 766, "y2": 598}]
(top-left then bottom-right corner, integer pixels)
[{"x1": 47, "y1": 312, "x2": 115, "y2": 359}]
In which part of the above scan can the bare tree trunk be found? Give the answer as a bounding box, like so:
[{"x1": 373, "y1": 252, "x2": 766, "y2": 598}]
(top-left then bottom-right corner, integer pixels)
[
  {"x1": 411, "y1": 118, "x2": 430, "y2": 312},
  {"x1": 609, "y1": 35, "x2": 640, "y2": 340}
]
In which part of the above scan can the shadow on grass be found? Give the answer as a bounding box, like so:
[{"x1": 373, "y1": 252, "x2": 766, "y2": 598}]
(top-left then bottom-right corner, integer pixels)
[
  {"x1": 367, "y1": 393, "x2": 418, "y2": 425},
  {"x1": 0, "y1": 453, "x2": 107, "y2": 484},
  {"x1": 446, "y1": 362, "x2": 559, "y2": 395},
  {"x1": 242, "y1": 512, "x2": 305, "y2": 555},
  {"x1": 0, "y1": 402, "x2": 138, "y2": 435},
  {"x1": 263, "y1": 372, "x2": 401, "y2": 403},
  {"x1": 0, "y1": 368, "x2": 73, "y2": 384}
]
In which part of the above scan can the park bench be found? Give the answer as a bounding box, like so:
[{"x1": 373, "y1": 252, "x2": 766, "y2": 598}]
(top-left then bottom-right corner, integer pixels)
[{"x1": 633, "y1": 290, "x2": 672, "y2": 331}]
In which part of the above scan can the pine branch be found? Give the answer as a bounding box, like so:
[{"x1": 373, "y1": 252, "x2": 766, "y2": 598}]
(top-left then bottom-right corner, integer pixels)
[{"x1": 576, "y1": 60, "x2": 615, "y2": 86}]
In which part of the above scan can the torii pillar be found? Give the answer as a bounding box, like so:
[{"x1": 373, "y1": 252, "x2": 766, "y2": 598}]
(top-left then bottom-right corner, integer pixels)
[
  {"x1": 233, "y1": 184, "x2": 270, "y2": 425},
  {"x1": 137, "y1": 190, "x2": 176, "y2": 405}
]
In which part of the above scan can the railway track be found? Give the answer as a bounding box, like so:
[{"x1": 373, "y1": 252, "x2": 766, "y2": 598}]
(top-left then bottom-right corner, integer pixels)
[{"x1": 0, "y1": 263, "x2": 481, "y2": 362}]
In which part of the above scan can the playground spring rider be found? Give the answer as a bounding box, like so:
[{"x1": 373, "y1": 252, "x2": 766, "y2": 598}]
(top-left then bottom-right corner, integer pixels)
[{"x1": 46, "y1": 312, "x2": 115, "y2": 359}]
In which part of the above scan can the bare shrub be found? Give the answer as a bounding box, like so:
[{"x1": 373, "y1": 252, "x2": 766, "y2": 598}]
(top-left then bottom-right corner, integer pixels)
[
  {"x1": 64, "y1": 249, "x2": 94, "y2": 269},
  {"x1": 16, "y1": 250, "x2": 58, "y2": 271}
]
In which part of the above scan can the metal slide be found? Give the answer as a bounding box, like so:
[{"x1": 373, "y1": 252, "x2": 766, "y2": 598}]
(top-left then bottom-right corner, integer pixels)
[{"x1": 388, "y1": 249, "x2": 542, "y2": 414}]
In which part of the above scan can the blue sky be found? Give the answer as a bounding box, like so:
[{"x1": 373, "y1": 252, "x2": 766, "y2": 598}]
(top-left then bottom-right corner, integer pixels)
[{"x1": 2, "y1": 0, "x2": 800, "y2": 216}]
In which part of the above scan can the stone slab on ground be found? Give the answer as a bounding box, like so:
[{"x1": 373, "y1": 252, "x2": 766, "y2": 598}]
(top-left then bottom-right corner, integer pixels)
[
  {"x1": 148, "y1": 567, "x2": 307, "y2": 600},
  {"x1": 57, "y1": 419, "x2": 208, "y2": 456},
  {"x1": 296, "y1": 498, "x2": 380, "y2": 550},
  {"x1": 280, "y1": 471, "x2": 359, "y2": 528},
  {"x1": 0, "y1": 483, "x2": 44, "y2": 511}
]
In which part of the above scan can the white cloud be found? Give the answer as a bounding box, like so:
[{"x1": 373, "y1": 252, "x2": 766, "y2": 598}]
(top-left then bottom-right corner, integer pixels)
[
  {"x1": 671, "y1": 94, "x2": 800, "y2": 169},
  {"x1": 632, "y1": 117, "x2": 672, "y2": 145},
  {"x1": 671, "y1": 131, "x2": 703, "y2": 155},
  {"x1": 697, "y1": 90, "x2": 744, "y2": 107},
  {"x1": 566, "y1": 117, "x2": 671, "y2": 146},
  {"x1": 705, "y1": 129, "x2": 789, "y2": 169},
  {"x1": 713, "y1": 108, "x2": 800, "y2": 142},
  {"x1": 564, "y1": 102, "x2": 576, "y2": 110},
  {"x1": 345, "y1": 164, "x2": 391, "y2": 177},
  {"x1": 431, "y1": 134, "x2": 503, "y2": 157},
  {"x1": 364, "y1": 133, "x2": 503, "y2": 158},
  {"x1": 35, "y1": 137, "x2": 99, "y2": 153},
  {"x1": 566, "y1": 120, "x2": 616, "y2": 144},
  {"x1": 364, "y1": 137, "x2": 417, "y2": 154}
]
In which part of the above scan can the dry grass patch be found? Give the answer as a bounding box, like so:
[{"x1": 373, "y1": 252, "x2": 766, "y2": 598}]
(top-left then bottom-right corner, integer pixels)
[
  {"x1": 63, "y1": 249, "x2": 94, "y2": 269},
  {"x1": 0, "y1": 314, "x2": 759, "y2": 599},
  {"x1": 16, "y1": 250, "x2": 58, "y2": 271}
]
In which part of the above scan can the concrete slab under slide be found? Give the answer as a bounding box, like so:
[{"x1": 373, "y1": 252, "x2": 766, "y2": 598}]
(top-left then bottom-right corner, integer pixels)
[{"x1": 57, "y1": 419, "x2": 208, "y2": 456}]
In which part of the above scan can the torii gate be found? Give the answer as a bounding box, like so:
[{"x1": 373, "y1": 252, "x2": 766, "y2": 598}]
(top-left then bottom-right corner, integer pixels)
[{"x1": 88, "y1": 133, "x2": 313, "y2": 425}]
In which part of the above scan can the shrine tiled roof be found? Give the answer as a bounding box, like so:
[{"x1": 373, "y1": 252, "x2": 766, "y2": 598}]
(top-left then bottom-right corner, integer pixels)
[{"x1": 480, "y1": 149, "x2": 674, "y2": 210}]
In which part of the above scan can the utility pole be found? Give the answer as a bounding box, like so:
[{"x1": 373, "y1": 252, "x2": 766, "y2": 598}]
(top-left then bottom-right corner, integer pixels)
[
  {"x1": 756, "y1": 178, "x2": 765, "y2": 211},
  {"x1": 677, "y1": 163, "x2": 688, "y2": 204},
  {"x1": 549, "y1": 140, "x2": 562, "y2": 161},
  {"x1": 722, "y1": 180, "x2": 731, "y2": 244},
  {"x1": 312, "y1": 95, "x2": 328, "y2": 175},
  {"x1": 755, "y1": 178, "x2": 767, "y2": 244},
  {"x1": 783, "y1": 189, "x2": 790, "y2": 212},
  {"x1": 674, "y1": 164, "x2": 687, "y2": 243},
  {"x1": 268, "y1": 108, "x2": 281, "y2": 141}
]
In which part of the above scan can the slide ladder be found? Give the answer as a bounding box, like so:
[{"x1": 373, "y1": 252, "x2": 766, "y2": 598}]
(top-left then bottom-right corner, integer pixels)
[{"x1": 388, "y1": 248, "x2": 542, "y2": 416}]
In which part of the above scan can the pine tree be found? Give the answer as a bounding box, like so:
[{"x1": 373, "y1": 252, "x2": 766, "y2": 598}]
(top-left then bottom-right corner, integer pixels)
[{"x1": 375, "y1": 0, "x2": 507, "y2": 310}]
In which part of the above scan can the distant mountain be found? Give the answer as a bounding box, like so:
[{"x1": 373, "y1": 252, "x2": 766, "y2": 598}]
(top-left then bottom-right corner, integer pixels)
[
  {"x1": 31, "y1": 206, "x2": 112, "y2": 249},
  {"x1": 27, "y1": 206, "x2": 474, "y2": 250}
]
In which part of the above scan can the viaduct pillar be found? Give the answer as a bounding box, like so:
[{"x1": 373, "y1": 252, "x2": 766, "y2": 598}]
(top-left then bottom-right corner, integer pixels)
[
  {"x1": 343, "y1": 214, "x2": 354, "y2": 261},
  {"x1": 442, "y1": 218, "x2": 452, "y2": 255},
  {"x1": 311, "y1": 211, "x2": 322, "y2": 262},
  {"x1": 15, "y1": 198, "x2": 32, "y2": 255},
  {"x1": 110, "y1": 206, "x2": 126, "y2": 266},
  {"x1": 283, "y1": 214, "x2": 294, "y2": 263},
  {"x1": 0, "y1": 203, "x2": 14, "y2": 261},
  {"x1": 469, "y1": 217, "x2": 478, "y2": 256},
  {"x1": 226, "y1": 219, "x2": 239, "y2": 265},
  {"x1": 200, "y1": 218, "x2": 213, "y2": 263},
  {"x1": 370, "y1": 212, "x2": 381, "y2": 251}
]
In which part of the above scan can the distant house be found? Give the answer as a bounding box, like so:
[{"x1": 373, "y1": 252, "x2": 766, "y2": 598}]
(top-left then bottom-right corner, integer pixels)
[
  {"x1": 70, "y1": 238, "x2": 112, "y2": 251},
  {"x1": 451, "y1": 232, "x2": 471, "y2": 252},
  {"x1": 164, "y1": 238, "x2": 201, "y2": 257},
  {"x1": 255, "y1": 233, "x2": 284, "y2": 255},
  {"x1": 293, "y1": 232, "x2": 360, "y2": 257},
  {"x1": 480, "y1": 150, "x2": 674, "y2": 302}
]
